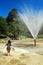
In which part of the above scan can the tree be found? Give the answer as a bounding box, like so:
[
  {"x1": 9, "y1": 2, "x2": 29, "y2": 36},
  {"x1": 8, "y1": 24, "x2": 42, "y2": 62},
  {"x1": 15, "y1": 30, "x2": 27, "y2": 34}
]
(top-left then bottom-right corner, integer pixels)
[
  {"x1": 6, "y1": 8, "x2": 24, "y2": 39},
  {"x1": 7, "y1": 8, "x2": 18, "y2": 24},
  {"x1": 0, "y1": 16, "x2": 8, "y2": 37}
]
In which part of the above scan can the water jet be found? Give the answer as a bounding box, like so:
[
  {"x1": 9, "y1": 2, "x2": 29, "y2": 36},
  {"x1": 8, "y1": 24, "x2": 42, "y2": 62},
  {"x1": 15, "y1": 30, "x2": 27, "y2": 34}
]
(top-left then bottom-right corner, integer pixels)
[{"x1": 19, "y1": 7, "x2": 43, "y2": 46}]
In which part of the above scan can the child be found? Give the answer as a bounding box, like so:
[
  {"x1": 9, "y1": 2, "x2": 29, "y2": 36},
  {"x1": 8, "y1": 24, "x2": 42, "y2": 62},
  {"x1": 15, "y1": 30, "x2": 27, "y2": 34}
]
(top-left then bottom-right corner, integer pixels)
[{"x1": 6, "y1": 40, "x2": 11, "y2": 56}]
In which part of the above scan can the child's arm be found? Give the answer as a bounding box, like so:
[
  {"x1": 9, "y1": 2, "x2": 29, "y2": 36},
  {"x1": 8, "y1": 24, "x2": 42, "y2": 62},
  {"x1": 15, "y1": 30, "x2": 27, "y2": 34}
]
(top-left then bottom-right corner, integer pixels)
[{"x1": 11, "y1": 46, "x2": 15, "y2": 51}]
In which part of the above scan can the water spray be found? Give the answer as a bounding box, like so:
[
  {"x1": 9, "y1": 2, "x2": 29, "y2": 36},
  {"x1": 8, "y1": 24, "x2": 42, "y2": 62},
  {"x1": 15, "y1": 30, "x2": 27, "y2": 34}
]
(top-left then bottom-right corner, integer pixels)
[{"x1": 19, "y1": 7, "x2": 43, "y2": 46}]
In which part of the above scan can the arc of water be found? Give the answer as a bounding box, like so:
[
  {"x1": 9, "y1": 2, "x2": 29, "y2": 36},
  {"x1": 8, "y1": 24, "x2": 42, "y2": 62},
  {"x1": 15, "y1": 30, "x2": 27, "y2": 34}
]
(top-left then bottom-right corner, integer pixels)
[{"x1": 19, "y1": 8, "x2": 43, "y2": 38}]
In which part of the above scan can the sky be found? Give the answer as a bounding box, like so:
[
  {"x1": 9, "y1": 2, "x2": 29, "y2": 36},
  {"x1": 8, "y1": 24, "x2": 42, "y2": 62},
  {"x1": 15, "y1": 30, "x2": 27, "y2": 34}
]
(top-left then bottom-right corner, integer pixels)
[{"x1": 0, "y1": 0, "x2": 43, "y2": 18}]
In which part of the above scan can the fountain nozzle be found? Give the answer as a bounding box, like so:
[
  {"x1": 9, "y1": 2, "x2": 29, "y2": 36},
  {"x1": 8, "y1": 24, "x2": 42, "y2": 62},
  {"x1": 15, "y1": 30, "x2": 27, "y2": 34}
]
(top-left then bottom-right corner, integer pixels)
[{"x1": 34, "y1": 38, "x2": 36, "y2": 46}]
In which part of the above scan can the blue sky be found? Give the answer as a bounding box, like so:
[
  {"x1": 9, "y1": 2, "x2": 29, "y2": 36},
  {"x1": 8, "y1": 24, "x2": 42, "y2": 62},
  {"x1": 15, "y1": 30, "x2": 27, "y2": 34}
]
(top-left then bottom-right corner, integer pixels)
[{"x1": 0, "y1": 0, "x2": 43, "y2": 18}]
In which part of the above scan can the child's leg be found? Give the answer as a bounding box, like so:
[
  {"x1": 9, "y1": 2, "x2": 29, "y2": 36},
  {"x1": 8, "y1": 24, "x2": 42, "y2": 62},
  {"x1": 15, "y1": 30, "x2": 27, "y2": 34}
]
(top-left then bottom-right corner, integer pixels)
[{"x1": 7, "y1": 49, "x2": 10, "y2": 56}]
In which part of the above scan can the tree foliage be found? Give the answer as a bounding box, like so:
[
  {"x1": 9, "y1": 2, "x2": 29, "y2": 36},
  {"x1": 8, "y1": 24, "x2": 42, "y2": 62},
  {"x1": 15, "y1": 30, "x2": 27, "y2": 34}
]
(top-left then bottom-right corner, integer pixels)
[
  {"x1": 6, "y1": 8, "x2": 24, "y2": 39},
  {"x1": 7, "y1": 8, "x2": 18, "y2": 23},
  {"x1": 0, "y1": 16, "x2": 8, "y2": 37}
]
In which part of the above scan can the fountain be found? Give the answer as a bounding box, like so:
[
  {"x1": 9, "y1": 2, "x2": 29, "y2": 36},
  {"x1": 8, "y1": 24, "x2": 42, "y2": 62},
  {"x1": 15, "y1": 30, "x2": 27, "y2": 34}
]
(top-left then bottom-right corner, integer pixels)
[{"x1": 19, "y1": 7, "x2": 43, "y2": 46}]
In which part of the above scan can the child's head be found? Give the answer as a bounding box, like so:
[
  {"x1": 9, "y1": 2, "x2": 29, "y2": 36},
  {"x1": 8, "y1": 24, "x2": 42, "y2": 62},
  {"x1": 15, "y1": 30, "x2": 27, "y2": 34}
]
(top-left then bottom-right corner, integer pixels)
[{"x1": 8, "y1": 40, "x2": 11, "y2": 43}]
